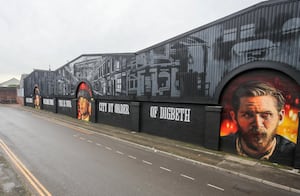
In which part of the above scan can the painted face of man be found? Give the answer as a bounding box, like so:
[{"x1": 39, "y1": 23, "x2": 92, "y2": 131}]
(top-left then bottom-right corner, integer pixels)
[
  {"x1": 78, "y1": 97, "x2": 89, "y2": 116},
  {"x1": 231, "y1": 95, "x2": 284, "y2": 155},
  {"x1": 35, "y1": 95, "x2": 40, "y2": 106}
]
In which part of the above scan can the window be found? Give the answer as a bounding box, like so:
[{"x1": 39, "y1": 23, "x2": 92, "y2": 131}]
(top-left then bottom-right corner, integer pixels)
[
  {"x1": 116, "y1": 78, "x2": 121, "y2": 92},
  {"x1": 223, "y1": 28, "x2": 237, "y2": 42},
  {"x1": 115, "y1": 60, "x2": 120, "y2": 71},
  {"x1": 240, "y1": 24, "x2": 255, "y2": 39}
]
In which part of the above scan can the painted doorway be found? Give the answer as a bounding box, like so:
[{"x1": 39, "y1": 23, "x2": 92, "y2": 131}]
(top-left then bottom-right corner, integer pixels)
[{"x1": 77, "y1": 82, "x2": 92, "y2": 121}]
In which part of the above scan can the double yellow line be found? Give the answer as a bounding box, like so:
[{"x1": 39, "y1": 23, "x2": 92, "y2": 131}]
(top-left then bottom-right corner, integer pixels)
[{"x1": 0, "y1": 139, "x2": 51, "y2": 196}]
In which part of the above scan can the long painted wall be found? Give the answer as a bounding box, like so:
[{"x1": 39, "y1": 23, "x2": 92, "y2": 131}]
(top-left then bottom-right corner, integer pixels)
[{"x1": 24, "y1": 0, "x2": 300, "y2": 168}]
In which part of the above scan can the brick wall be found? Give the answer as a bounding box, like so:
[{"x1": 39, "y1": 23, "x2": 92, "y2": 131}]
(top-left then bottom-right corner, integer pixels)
[{"x1": 0, "y1": 87, "x2": 17, "y2": 104}]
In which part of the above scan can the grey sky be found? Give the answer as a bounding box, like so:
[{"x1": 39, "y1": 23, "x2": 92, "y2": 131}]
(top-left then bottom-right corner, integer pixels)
[{"x1": 0, "y1": 0, "x2": 263, "y2": 83}]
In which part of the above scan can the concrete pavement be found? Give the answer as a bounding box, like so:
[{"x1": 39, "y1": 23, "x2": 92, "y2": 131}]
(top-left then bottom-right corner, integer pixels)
[{"x1": 0, "y1": 151, "x2": 30, "y2": 195}]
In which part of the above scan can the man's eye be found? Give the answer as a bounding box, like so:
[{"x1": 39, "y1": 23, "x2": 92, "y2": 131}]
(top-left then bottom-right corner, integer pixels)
[
  {"x1": 261, "y1": 113, "x2": 273, "y2": 120},
  {"x1": 242, "y1": 112, "x2": 253, "y2": 118}
]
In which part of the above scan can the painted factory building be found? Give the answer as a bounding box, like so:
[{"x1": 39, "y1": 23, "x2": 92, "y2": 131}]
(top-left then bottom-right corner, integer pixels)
[{"x1": 24, "y1": 0, "x2": 300, "y2": 167}]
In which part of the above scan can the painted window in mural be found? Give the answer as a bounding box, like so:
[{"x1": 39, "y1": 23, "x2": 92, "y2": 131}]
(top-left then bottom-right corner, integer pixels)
[
  {"x1": 135, "y1": 35, "x2": 209, "y2": 98},
  {"x1": 77, "y1": 82, "x2": 92, "y2": 121},
  {"x1": 33, "y1": 85, "x2": 41, "y2": 109},
  {"x1": 219, "y1": 70, "x2": 299, "y2": 166}
]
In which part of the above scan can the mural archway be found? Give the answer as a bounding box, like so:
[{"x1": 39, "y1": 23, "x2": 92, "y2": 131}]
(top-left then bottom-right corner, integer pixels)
[
  {"x1": 219, "y1": 69, "x2": 300, "y2": 166},
  {"x1": 76, "y1": 82, "x2": 93, "y2": 121},
  {"x1": 33, "y1": 85, "x2": 41, "y2": 109}
]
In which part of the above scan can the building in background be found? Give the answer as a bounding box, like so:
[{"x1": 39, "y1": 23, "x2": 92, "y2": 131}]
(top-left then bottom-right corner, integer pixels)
[
  {"x1": 16, "y1": 74, "x2": 28, "y2": 105},
  {"x1": 0, "y1": 78, "x2": 19, "y2": 104}
]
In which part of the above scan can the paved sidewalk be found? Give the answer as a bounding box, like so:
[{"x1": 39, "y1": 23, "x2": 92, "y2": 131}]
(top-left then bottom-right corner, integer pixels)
[
  {"x1": 5, "y1": 105, "x2": 300, "y2": 194},
  {"x1": 0, "y1": 151, "x2": 30, "y2": 195}
]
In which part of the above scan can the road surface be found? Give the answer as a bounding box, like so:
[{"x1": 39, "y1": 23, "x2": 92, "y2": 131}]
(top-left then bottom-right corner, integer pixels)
[{"x1": 0, "y1": 105, "x2": 297, "y2": 196}]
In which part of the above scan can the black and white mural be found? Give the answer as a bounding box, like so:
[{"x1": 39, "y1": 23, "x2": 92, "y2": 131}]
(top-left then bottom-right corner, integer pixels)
[
  {"x1": 23, "y1": 1, "x2": 300, "y2": 167},
  {"x1": 24, "y1": 1, "x2": 300, "y2": 100},
  {"x1": 135, "y1": 36, "x2": 209, "y2": 97},
  {"x1": 54, "y1": 54, "x2": 136, "y2": 97}
]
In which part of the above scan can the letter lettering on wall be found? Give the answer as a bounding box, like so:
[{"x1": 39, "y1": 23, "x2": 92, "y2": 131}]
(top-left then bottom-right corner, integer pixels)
[
  {"x1": 184, "y1": 108, "x2": 191, "y2": 122},
  {"x1": 151, "y1": 106, "x2": 191, "y2": 123},
  {"x1": 114, "y1": 104, "x2": 130, "y2": 115},
  {"x1": 43, "y1": 98, "x2": 54, "y2": 106},
  {"x1": 108, "y1": 103, "x2": 114, "y2": 113},
  {"x1": 26, "y1": 98, "x2": 33, "y2": 103},
  {"x1": 98, "y1": 102, "x2": 130, "y2": 115},
  {"x1": 159, "y1": 107, "x2": 167, "y2": 119},
  {"x1": 150, "y1": 106, "x2": 158, "y2": 118},
  {"x1": 99, "y1": 102, "x2": 107, "y2": 112},
  {"x1": 58, "y1": 100, "x2": 72, "y2": 108}
]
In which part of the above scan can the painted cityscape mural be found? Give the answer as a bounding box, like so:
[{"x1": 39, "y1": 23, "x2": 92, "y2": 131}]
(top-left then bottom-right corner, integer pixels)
[
  {"x1": 23, "y1": 1, "x2": 300, "y2": 166},
  {"x1": 25, "y1": 2, "x2": 300, "y2": 100},
  {"x1": 55, "y1": 54, "x2": 135, "y2": 97}
]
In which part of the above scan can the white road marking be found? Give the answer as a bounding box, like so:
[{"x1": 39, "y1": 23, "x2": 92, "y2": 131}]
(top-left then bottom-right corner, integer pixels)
[
  {"x1": 160, "y1": 167, "x2": 172, "y2": 172},
  {"x1": 116, "y1": 151, "x2": 124, "y2": 155},
  {"x1": 73, "y1": 134, "x2": 78, "y2": 137},
  {"x1": 128, "y1": 155, "x2": 137, "y2": 160},
  {"x1": 142, "y1": 160, "x2": 152, "y2": 165},
  {"x1": 79, "y1": 137, "x2": 86, "y2": 140},
  {"x1": 96, "y1": 143, "x2": 102, "y2": 146},
  {"x1": 207, "y1": 184, "x2": 224, "y2": 191},
  {"x1": 87, "y1": 140, "x2": 93, "y2": 143},
  {"x1": 105, "y1": 147, "x2": 112, "y2": 150},
  {"x1": 180, "y1": 174, "x2": 195, "y2": 181}
]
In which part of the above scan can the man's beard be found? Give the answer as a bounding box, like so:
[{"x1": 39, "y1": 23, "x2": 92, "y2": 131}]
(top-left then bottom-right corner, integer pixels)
[{"x1": 240, "y1": 127, "x2": 276, "y2": 152}]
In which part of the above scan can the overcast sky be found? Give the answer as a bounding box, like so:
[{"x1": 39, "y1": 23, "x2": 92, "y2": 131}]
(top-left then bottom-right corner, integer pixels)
[{"x1": 0, "y1": 0, "x2": 264, "y2": 83}]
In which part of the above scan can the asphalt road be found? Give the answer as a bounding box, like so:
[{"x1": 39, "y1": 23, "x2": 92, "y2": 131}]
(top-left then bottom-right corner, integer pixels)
[{"x1": 0, "y1": 105, "x2": 298, "y2": 196}]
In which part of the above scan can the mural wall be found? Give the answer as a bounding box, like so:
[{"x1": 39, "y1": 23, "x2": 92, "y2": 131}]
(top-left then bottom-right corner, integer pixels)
[
  {"x1": 55, "y1": 54, "x2": 136, "y2": 97},
  {"x1": 33, "y1": 85, "x2": 41, "y2": 109},
  {"x1": 135, "y1": 36, "x2": 209, "y2": 98},
  {"x1": 25, "y1": 1, "x2": 300, "y2": 101},
  {"x1": 24, "y1": 70, "x2": 55, "y2": 97},
  {"x1": 23, "y1": 1, "x2": 300, "y2": 167},
  {"x1": 77, "y1": 82, "x2": 92, "y2": 121},
  {"x1": 219, "y1": 70, "x2": 300, "y2": 166}
]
